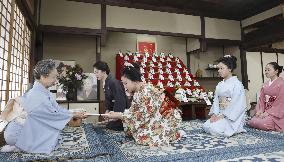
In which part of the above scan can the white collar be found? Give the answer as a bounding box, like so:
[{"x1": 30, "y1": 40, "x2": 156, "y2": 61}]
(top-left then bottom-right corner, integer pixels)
[{"x1": 269, "y1": 78, "x2": 277, "y2": 86}]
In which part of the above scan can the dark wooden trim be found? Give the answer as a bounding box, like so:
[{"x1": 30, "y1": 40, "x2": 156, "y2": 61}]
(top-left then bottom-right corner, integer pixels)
[
  {"x1": 101, "y1": 3, "x2": 106, "y2": 31},
  {"x1": 187, "y1": 49, "x2": 201, "y2": 55},
  {"x1": 240, "y1": 1, "x2": 283, "y2": 20},
  {"x1": 38, "y1": 25, "x2": 102, "y2": 36},
  {"x1": 205, "y1": 38, "x2": 241, "y2": 46},
  {"x1": 276, "y1": 53, "x2": 279, "y2": 63},
  {"x1": 29, "y1": 0, "x2": 40, "y2": 83},
  {"x1": 260, "y1": 52, "x2": 264, "y2": 83},
  {"x1": 243, "y1": 21, "x2": 284, "y2": 49},
  {"x1": 57, "y1": 100, "x2": 100, "y2": 103},
  {"x1": 200, "y1": 16, "x2": 206, "y2": 52},
  {"x1": 243, "y1": 14, "x2": 283, "y2": 30},
  {"x1": 107, "y1": 27, "x2": 201, "y2": 38},
  {"x1": 240, "y1": 21, "x2": 248, "y2": 89},
  {"x1": 67, "y1": 0, "x2": 103, "y2": 4},
  {"x1": 101, "y1": 3, "x2": 107, "y2": 46},
  {"x1": 185, "y1": 38, "x2": 189, "y2": 69},
  {"x1": 67, "y1": 0, "x2": 239, "y2": 20},
  {"x1": 15, "y1": 0, "x2": 35, "y2": 30},
  {"x1": 96, "y1": 36, "x2": 101, "y2": 100},
  {"x1": 240, "y1": 49, "x2": 248, "y2": 89},
  {"x1": 38, "y1": 0, "x2": 41, "y2": 25},
  {"x1": 30, "y1": 29, "x2": 36, "y2": 83},
  {"x1": 246, "y1": 47, "x2": 284, "y2": 54},
  {"x1": 35, "y1": 31, "x2": 43, "y2": 62},
  {"x1": 96, "y1": 36, "x2": 101, "y2": 61},
  {"x1": 200, "y1": 16, "x2": 205, "y2": 39}
]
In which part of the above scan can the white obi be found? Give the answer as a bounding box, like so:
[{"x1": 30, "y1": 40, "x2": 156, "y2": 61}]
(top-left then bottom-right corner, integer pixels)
[{"x1": 219, "y1": 97, "x2": 232, "y2": 109}]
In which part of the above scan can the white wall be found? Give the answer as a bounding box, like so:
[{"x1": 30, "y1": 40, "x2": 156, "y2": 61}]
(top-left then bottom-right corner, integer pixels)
[
  {"x1": 190, "y1": 47, "x2": 223, "y2": 77},
  {"x1": 187, "y1": 38, "x2": 200, "y2": 52},
  {"x1": 40, "y1": 0, "x2": 101, "y2": 29},
  {"x1": 106, "y1": 6, "x2": 201, "y2": 35},
  {"x1": 246, "y1": 52, "x2": 263, "y2": 102},
  {"x1": 242, "y1": 5, "x2": 282, "y2": 27},
  {"x1": 205, "y1": 17, "x2": 241, "y2": 40},
  {"x1": 43, "y1": 33, "x2": 97, "y2": 73}
]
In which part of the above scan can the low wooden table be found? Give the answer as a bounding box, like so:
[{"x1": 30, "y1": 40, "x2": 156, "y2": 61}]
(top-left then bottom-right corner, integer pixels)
[{"x1": 179, "y1": 101, "x2": 210, "y2": 120}]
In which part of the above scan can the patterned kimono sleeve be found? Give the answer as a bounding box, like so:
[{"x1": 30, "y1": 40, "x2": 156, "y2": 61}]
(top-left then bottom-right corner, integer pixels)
[
  {"x1": 123, "y1": 86, "x2": 163, "y2": 133},
  {"x1": 266, "y1": 83, "x2": 284, "y2": 118}
]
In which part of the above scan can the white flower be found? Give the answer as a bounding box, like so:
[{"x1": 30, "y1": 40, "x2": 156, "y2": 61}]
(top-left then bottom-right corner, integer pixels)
[
  {"x1": 124, "y1": 62, "x2": 134, "y2": 67},
  {"x1": 75, "y1": 73, "x2": 82, "y2": 80}
]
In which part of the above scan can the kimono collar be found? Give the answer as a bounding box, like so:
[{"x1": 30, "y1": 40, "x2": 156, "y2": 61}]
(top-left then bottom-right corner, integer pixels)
[
  {"x1": 33, "y1": 81, "x2": 50, "y2": 95},
  {"x1": 268, "y1": 77, "x2": 280, "y2": 86},
  {"x1": 269, "y1": 78, "x2": 275, "y2": 86},
  {"x1": 223, "y1": 76, "x2": 237, "y2": 83}
]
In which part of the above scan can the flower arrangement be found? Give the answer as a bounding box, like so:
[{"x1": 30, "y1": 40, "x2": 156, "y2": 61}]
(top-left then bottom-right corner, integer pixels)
[
  {"x1": 57, "y1": 63, "x2": 87, "y2": 100},
  {"x1": 117, "y1": 51, "x2": 205, "y2": 102}
]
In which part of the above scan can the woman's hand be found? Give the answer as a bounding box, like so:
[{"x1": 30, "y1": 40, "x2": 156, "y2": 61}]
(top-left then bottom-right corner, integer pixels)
[
  {"x1": 107, "y1": 111, "x2": 123, "y2": 119},
  {"x1": 259, "y1": 112, "x2": 268, "y2": 119},
  {"x1": 210, "y1": 114, "x2": 218, "y2": 123},
  {"x1": 210, "y1": 114, "x2": 224, "y2": 123},
  {"x1": 255, "y1": 111, "x2": 262, "y2": 117},
  {"x1": 217, "y1": 114, "x2": 224, "y2": 120},
  {"x1": 73, "y1": 112, "x2": 87, "y2": 119},
  {"x1": 103, "y1": 110, "x2": 109, "y2": 120}
]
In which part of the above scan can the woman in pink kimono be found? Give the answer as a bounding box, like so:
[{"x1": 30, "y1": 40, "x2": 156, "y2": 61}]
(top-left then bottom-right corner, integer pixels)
[
  {"x1": 106, "y1": 63, "x2": 183, "y2": 146},
  {"x1": 248, "y1": 62, "x2": 284, "y2": 131}
]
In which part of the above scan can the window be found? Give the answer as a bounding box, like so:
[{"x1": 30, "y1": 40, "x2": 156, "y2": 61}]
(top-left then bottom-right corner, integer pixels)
[{"x1": 0, "y1": 0, "x2": 31, "y2": 111}]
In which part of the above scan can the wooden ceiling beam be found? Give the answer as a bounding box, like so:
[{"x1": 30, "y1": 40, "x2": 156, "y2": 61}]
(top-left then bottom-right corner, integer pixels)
[
  {"x1": 243, "y1": 14, "x2": 283, "y2": 31},
  {"x1": 106, "y1": 27, "x2": 201, "y2": 38},
  {"x1": 67, "y1": 0, "x2": 239, "y2": 20},
  {"x1": 38, "y1": 25, "x2": 102, "y2": 36},
  {"x1": 242, "y1": 21, "x2": 284, "y2": 49},
  {"x1": 246, "y1": 47, "x2": 284, "y2": 54}
]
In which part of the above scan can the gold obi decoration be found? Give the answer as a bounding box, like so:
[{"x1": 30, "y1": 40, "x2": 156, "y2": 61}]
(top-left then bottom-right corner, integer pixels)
[{"x1": 219, "y1": 97, "x2": 232, "y2": 109}]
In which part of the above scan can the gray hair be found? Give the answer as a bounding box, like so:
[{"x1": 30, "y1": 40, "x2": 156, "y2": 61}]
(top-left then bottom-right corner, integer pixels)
[{"x1": 34, "y1": 59, "x2": 56, "y2": 79}]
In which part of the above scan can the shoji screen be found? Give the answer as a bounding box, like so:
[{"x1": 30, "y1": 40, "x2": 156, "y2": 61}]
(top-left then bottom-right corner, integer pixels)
[
  {"x1": 278, "y1": 54, "x2": 284, "y2": 79},
  {"x1": 0, "y1": 0, "x2": 31, "y2": 110}
]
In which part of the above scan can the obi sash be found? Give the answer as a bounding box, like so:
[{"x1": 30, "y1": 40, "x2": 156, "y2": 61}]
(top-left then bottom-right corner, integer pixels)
[
  {"x1": 219, "y1": 96, "x2": 232, "y2": 110},
  {"x1": 264, "y1": 95, "x2": 276, "y2": 111}
]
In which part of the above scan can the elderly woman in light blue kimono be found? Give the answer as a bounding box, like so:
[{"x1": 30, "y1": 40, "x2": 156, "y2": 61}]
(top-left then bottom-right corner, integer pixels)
[
  {"x1": 1, "y1": 59, "x2": 86, "y2": 154},
  {"x1": 203, "y1": 55, "x2": 246, "y2": 137}
]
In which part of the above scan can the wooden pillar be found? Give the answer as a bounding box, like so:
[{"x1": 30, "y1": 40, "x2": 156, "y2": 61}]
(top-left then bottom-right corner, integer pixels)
[
  {"x1": 96, "y1": 36, "x2": 101, "y2": 101},
  {"x1": 101, "y1": 3, "x2": 107, "y2": 46},
  {"x1": 29, "y1": 0, "x2": 40, "y2": 83},
  {"x1": 200, "y1": 16, "x2": 206, "y2": 52},
  {"x1": 240, "y1": 22, "x2": 248, "y2": 89}
]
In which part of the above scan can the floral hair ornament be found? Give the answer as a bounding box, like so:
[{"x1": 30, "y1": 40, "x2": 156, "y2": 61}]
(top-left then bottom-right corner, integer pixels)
[
  {"x1": 124, "y1": 62, "x2": 134, "y2": 67},
  {"x1": 224, "y1": 55, "x2": 231, "y2": 58}
]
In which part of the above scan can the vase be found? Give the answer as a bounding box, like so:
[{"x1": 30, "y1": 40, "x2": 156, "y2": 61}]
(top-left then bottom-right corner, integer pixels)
[{"x1": 66, "y1": 87, "x2": 77, "y2": 101}]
